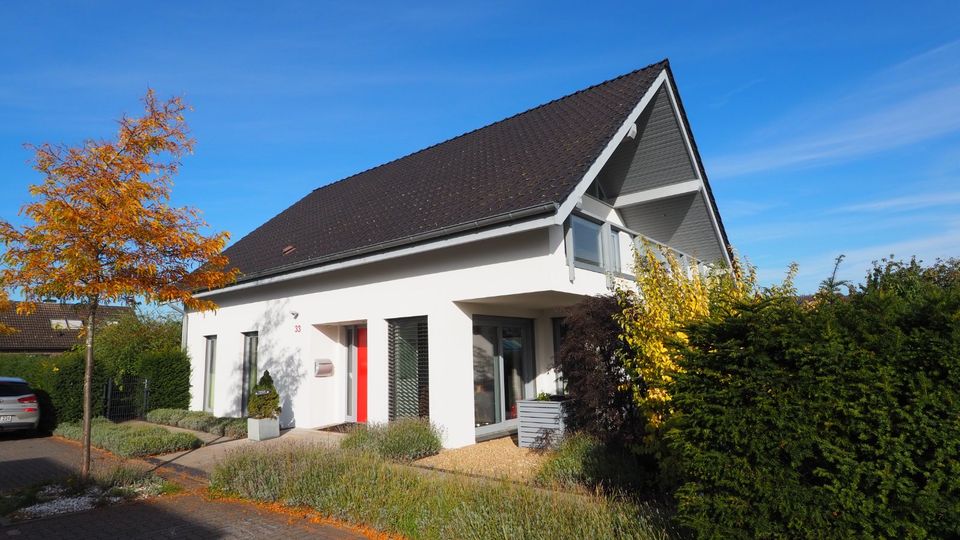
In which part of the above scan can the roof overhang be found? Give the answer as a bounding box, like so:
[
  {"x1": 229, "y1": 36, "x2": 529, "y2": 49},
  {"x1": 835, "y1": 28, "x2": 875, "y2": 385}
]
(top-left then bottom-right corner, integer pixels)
[
  {"x1": 553, "y1": 65, "x2": 732, "y2": 266},
  {"x1": 194, "y1": 203, "x2": 559, "y2": 299},
  {"x1": 194, "y1": 62, "x2": 731, "y2": 300}
]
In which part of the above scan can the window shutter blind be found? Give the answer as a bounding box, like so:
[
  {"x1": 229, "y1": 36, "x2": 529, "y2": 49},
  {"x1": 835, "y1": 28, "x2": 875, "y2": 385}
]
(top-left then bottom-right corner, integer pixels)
[{"x1": 388, "y1": 317, "x2": 429, "y2": 419}]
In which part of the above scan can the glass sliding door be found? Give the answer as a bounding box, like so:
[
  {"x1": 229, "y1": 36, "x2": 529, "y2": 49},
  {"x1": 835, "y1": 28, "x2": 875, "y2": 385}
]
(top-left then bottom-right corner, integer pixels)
[
  {"x1": 472, "y1": 317, "x2": 534, "y2": 435},
  {"x1": 473, "y1": 325, "x2": 501, "y2": 426},
  {"x1": 240, "y1": 331, "x2": 258, "y2": 416}
]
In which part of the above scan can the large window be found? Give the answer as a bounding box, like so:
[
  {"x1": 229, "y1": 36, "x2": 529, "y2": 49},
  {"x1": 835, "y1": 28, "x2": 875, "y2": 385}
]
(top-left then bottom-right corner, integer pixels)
[
  {"x1": 203, "y1": 336, "x2": 216, "y2": 412},
  {"x1": 569, "y1": 214, "x2": 630, "y2": 274},
  {"x1": 388, "y1": 317, "x2": 429, "y2": 419},
  {"x1": 240, "y1": 331, "x2": 258, "y2": 415},
  {"x1": 571, "y1": 215, "x2": 602, "y2": 267}
]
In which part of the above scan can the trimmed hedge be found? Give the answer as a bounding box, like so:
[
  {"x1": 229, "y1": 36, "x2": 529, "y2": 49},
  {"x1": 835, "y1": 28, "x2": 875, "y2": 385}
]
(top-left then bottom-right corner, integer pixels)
[
  {"x1": 341, "y1": 418, "x2": 442, "y2": 461},
  {"x1": 0, "y1": 351, "x2": 106, "y2": 428},
  {"x1": 211, "y1": 444, "x2": 673, "y2": 539},
  {"x1": 138, "y1": 349, "x2": 190, "y2": 410},
  {"x1": 669, "y1": 258, "x2": 960, "y2": 538},
  {"x1": 0, "y1": 346, "x2": 188, "y2": 430},
  {"x1": 55, "y1": 418, "x2": 201, "y2": 457}
]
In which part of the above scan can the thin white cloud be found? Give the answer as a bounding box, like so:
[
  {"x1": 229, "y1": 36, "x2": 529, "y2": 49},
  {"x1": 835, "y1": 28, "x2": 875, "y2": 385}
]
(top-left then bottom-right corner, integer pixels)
[
  {"x1": 835, "y1": 191, "x2": 960, "y2": 213},
  {"x1": 711, "y1": 40, "x2": 960, "y2": 179},
  {"x1": 710, "y1": 77, "x2": 764, "y2": 108}
]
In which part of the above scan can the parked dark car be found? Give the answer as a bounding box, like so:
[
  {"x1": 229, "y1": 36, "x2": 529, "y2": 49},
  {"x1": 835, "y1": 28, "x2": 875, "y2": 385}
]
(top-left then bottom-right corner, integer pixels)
[{"x1": 0, "y1": 377, "x2": 40, "y2": 432}]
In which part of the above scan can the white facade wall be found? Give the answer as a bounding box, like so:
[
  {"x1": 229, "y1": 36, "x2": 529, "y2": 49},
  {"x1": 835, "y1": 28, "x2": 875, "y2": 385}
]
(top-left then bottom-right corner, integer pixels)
[{"x1": 187, "y1": 225, "x2": 613, "y2": 448}]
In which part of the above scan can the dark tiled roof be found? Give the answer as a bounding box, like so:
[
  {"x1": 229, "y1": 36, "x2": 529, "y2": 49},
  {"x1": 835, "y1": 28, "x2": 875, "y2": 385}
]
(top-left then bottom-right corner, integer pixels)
[
  {"x1": 0, "y1": 302, "x2": 133, "y2": 353},
  {"x1": 222, "y1": 60, "x2": 669, "y2": 282}
]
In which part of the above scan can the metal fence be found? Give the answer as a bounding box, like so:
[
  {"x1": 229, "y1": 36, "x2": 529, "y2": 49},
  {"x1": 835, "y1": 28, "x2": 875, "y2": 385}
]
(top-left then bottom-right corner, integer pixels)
[{"x1": 101, "y1": 376, "x2": 150, "y2": 421}]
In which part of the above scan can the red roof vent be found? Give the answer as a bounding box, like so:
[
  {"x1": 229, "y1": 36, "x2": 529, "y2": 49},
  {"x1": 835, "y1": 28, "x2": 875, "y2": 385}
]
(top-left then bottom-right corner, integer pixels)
[{"x1": 281, "y1": 245, "x2": 296, "y2": 256}]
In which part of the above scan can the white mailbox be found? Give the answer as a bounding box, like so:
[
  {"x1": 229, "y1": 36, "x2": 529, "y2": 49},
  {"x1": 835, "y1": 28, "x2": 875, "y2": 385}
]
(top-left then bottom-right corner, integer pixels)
[{"x1": 314, "y1": 358, "x2": 334, "y2": 377}]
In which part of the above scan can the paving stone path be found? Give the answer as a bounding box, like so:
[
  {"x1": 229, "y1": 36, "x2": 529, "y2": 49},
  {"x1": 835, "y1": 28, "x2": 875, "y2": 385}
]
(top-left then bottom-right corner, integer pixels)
[{"x1": 0, "y1": 433, "x2": 366, "y2": 539}]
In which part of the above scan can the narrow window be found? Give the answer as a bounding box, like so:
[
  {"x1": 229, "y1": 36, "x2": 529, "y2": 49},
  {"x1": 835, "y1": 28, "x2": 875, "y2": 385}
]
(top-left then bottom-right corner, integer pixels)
[
  {"x1": 571, "y1": 216, "x2": 602, "y2": 267},
  {"x1": 204, "y1": 336, "x2": 217, "y2": 412},
  {"x1": 241, "y1": 331, "x2": 259, "y2": 415},
  {"x1": 608, "y1": 228, "x2": 621, "y2": 273},
  {"x1": 388, "y1": 317, "x2": 429, "y2": 419}
]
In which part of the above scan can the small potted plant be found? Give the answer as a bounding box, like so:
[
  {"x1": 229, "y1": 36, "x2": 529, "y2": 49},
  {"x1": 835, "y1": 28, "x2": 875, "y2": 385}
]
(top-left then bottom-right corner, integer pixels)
[{"x1": 247, "y1": 370, "x2": 281, "y2": 441}]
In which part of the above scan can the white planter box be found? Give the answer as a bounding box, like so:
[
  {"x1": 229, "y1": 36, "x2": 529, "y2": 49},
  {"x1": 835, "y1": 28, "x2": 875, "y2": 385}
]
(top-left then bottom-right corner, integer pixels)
[{"x1": 247, "y1": 417, "x2": 280, "y2": 441}]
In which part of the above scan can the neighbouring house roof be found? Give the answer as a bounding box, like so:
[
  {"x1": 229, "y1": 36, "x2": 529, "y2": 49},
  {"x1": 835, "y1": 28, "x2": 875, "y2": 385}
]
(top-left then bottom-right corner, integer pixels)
[
  {"x1": 219, "y1": 59, "x2": 729, "y2": 283},
  {"x1": 0, "y1": 302, "x2": 133, "y2": 353}
]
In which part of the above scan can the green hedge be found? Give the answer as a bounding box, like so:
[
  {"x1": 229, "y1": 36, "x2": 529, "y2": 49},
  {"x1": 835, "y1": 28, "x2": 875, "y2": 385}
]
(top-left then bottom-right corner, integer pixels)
[
  {"x1": 668, "y1": 259, "x2": 960, "y2": 538},
  {"x1": 0, "y1": 345, "x2": 189, "y2": 430},
  {"x1": 211, "y1": 445, "x2": 672, "y2": 539},
  {"x1": 55, "y1": 417, "x2": 202, "y2": 457},
  {"x1": 138, "y1": 349, "x2": 190, "y2": 410},
  {"x1": 0, "y1": 351, "x2": 106, "y2": 428}
]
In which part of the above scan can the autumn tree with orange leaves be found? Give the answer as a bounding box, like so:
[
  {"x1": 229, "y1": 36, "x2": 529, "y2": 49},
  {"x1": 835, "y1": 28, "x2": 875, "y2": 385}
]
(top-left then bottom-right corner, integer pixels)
[{"x1": 0, "y1": 91, "x2": 238, "y2": 480}]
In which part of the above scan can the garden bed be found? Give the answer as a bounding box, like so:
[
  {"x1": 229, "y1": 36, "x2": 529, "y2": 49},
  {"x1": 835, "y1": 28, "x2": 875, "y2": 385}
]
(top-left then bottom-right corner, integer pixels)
[
  {"x1": 145, "y1": 408, "x2": 247, "y2": 439},
  {"x1": 54, "y1": 418, "x2": 202, "y2": 457},
  {"x1": 0, "y1": 465, "x2": 177, "y2": 522},
  {"x1": 414, "y1": 436, "x2": 546, "y2": 482},
  {"x1": 211, "y1": 443, "x2": 673, "y2": 539}
]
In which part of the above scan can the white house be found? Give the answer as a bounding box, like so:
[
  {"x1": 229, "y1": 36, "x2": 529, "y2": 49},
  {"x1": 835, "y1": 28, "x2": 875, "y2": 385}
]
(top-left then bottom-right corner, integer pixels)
[{"x1": 185, "y1": 59, "x2": 731, "y2": 448}]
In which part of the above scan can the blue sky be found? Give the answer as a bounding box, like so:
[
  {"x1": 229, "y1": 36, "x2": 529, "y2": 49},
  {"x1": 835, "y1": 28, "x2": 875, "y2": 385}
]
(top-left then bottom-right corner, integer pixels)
[{"x1": 1, "y1": 1, "x2": 958, "y2": 292}]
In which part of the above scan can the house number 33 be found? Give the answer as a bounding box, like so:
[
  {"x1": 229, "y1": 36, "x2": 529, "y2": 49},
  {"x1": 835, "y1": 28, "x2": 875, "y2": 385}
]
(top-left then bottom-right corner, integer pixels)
[{"x1": 294, "y1": 324, "x2": 302, "y2": 333}]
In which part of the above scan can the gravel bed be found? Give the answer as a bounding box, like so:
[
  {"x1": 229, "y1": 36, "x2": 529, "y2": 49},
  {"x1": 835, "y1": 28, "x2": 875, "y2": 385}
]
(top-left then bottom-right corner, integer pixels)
[
  {"x1": 17, "y1": 486, "x2": 105, "y2": 519},
  {"x1": 414, "y1": 436, "x2": 547, "y2": 482}
]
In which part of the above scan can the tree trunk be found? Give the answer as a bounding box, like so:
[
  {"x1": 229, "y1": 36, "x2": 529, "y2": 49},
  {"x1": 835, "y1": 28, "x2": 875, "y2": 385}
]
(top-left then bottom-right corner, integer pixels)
[{"x1": 80, "y1": 303, "x2": 97, "y2": 482}]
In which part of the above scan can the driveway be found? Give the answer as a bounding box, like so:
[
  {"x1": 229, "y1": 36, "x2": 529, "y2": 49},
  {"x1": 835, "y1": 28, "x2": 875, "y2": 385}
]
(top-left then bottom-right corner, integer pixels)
[
  {"x1": 0, "y1": 432, "x2": 367, "y2": 539},
  {"x1": 0, "y1": 431, "x2": 123, "y2": 493}
]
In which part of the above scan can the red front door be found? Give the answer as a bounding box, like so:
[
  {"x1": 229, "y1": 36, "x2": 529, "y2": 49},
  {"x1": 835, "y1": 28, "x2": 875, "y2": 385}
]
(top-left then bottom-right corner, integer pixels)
[{"x1": 357, "y1": 327, "x2": 368, "y2": 423}]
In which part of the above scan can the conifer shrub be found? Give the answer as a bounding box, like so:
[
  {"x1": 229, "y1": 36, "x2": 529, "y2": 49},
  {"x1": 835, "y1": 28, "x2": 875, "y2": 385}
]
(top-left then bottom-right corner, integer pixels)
[
  {"x1": 247, "y1": 371, "x2": 280, "y2": 419},
  {"x1": 668, "y1": 258, "x2": 960, "y2": 538}
]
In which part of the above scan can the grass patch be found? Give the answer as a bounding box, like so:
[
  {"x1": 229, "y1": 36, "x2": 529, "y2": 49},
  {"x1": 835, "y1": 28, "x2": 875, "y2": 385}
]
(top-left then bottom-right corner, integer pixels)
[
  {"x1": 536, "y1": 433, "x2": 652, "y2": 492},
  {"x1": 341, "y1": 417, "x2": 441, "y2": 461},
  {"x1": 211, "y1": 444, "x2": 674, "y2": 539},
  {"x1": 54, "y1": 417, "x2": 202, "y2": 457},
  {"x1": 0, "y1": 487, "x2": 39, "y2": 517},
  {"x1": 145, "y1": 408, "x2": 247, "y2": 438}
]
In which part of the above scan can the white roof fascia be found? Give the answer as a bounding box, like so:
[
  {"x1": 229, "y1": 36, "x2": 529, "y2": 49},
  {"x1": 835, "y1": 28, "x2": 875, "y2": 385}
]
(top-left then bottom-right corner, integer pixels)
[
  {"x1": 193, "y1": 213, "x2": 557, "y2": 299},
  {"x1": 553, "y1": 69, "x2": 669, "y2": 226},
  {"x1": 660, "y1": 75, "x2": 732, "y2": 267}
]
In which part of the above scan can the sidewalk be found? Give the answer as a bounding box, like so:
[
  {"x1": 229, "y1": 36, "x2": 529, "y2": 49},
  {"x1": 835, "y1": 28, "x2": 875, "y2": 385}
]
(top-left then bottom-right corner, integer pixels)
[{"x1": 126, "y1": 421, "x2": 346, "y2": 478}]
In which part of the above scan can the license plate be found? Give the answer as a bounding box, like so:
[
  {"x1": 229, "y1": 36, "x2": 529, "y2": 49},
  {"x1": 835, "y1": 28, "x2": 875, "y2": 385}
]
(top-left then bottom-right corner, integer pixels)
[{"x1": 0, "y1": 416, "x2": 13, "y2": 423}]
